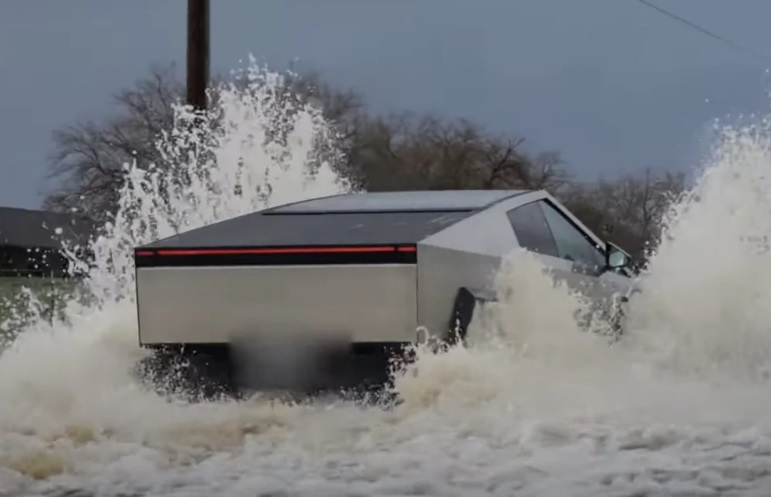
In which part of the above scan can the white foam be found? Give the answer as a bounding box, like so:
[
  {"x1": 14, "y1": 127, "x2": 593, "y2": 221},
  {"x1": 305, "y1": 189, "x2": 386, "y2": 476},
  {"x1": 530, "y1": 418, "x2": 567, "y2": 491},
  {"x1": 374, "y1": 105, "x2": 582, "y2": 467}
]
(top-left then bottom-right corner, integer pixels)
[{"x1": 3, "y1": 60, "x2": 771, "y2": 495}]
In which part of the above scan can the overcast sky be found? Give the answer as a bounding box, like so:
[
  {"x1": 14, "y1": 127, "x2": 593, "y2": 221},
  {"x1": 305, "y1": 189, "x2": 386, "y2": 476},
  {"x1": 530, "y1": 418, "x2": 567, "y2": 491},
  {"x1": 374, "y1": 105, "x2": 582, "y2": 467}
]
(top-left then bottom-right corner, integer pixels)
[{"x1": 2, "y1": 0, "x2": 771, "y2": 209}]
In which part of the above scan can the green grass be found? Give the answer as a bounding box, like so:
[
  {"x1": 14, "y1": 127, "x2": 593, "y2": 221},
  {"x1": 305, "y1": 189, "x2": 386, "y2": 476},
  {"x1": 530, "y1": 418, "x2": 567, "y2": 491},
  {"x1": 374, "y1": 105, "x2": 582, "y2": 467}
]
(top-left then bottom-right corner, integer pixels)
[{"x1": 0, "y1": 276, "x2": 87, "y2": 345}]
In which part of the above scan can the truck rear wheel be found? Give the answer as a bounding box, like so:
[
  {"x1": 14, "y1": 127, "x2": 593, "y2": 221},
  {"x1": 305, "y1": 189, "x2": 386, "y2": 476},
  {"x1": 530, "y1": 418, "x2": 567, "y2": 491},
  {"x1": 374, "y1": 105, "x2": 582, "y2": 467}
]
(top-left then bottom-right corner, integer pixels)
[
  {"x1": 135, "y1": 345, "x2": 236, "y2": 401},
  {"x1": 134, "y1": 342, "x2": 412, "y2": 403}
]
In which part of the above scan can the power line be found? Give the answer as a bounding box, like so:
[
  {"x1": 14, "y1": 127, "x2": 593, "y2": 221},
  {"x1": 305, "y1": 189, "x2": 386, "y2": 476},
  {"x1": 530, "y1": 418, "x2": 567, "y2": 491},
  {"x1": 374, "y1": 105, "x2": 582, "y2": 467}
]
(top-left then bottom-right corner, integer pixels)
[{"x1": 632, "y1": 0, "x2": 771, "y2": 65}]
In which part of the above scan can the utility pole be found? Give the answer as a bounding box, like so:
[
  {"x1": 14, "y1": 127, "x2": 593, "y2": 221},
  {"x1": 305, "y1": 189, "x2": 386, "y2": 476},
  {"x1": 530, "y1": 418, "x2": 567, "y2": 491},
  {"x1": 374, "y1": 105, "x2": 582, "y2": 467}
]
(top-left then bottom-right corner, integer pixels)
[{"x1": 186, "y1": 0, "x2": 210, "y2": 110}]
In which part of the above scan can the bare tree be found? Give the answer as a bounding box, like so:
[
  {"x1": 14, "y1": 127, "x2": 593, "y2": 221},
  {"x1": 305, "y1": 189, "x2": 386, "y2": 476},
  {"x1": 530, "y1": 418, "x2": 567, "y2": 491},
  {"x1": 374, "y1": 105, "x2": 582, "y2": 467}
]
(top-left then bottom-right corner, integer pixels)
[
  {"x1": 56, "y1": 61, "x2": 699, "y2": 262},
  {"x1": 44, "y1": 58, "x2": 573, "y2": 223},
  {"x1": 277, "y1": 70, "x2": 366, "y2": 186},
  {"x1": 562, "y1": 168, "x2": 686, "y2": 262},
  {"x1": 343, "y1": 112, "x2": 570, "y2": 193},
  {"x1": 44, "y1": 64, "x2": 185, "y2": 217},
  {"x1": 43, "y1": 64, "x2": 365, "y2": 220}
]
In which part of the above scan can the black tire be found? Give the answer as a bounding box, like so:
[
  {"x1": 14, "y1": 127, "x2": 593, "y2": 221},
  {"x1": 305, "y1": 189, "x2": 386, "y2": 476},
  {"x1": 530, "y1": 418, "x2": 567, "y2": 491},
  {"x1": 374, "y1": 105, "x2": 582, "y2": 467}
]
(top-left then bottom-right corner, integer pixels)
[{"x1": 444, "y1": 287, "x2": 495, "y2": 348}]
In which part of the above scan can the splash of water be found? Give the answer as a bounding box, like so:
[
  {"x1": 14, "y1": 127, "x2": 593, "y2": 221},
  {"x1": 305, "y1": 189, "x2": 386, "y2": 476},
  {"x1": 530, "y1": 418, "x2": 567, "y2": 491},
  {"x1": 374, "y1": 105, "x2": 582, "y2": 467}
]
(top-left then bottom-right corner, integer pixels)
[
  {"x1": 3, "y1": 58, "x2": 771, "y2": 494},
  {"x1": 0, "y1": 59, "x2": 348, "y2": 478},
  {"x1": 77, "y1": 59, "x2": 349, "y2": 307},
  {"x1": 624, "y1": 119, "x2": 771, "y2": 383},
  {"x1": 392, "y1": 115, "x2": 771, "y2": 425}
]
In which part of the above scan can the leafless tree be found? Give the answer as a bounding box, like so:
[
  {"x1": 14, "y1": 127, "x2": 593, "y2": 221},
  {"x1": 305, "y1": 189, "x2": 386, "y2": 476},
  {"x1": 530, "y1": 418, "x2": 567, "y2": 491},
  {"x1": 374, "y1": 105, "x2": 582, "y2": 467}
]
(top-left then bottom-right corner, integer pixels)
[
  {"x1": 562, "y1": 168, "x2": 686, "y2": 262},
  {"x1": 343, "y1": 113, "x2": 569, "y2": 192},
  {"x1": 45, "y1": 61, "x2": 686, "y2": 262},
  {"x1": 43, "y1": 64, "x2": 364, "y2": 220},
  {"x1": 44, "y1": 64, "x2": 185, "y2": 217}
]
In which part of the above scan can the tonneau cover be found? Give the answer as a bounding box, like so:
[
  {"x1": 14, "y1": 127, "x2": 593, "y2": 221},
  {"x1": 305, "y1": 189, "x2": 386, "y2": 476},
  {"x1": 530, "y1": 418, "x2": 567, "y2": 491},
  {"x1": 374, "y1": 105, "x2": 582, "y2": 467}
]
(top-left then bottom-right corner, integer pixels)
[{"x1": 137, "y1": 210, "x2": 476, "y2": 250}]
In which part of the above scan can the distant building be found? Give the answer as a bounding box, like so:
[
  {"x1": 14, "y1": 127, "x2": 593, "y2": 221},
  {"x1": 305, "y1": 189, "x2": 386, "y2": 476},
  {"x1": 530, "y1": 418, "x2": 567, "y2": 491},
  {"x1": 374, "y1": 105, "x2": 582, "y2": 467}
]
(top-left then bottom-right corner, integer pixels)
[{"x1": 0, "y1": 207, "x2": 97, "y2": 278}]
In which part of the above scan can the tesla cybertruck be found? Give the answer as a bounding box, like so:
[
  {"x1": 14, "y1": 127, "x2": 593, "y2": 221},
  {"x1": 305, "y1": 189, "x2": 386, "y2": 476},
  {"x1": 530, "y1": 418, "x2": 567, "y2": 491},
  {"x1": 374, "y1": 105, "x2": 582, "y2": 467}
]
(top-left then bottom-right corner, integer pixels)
[{"x1": 133, "y1": 189, "x2": 636, "y2": 397}]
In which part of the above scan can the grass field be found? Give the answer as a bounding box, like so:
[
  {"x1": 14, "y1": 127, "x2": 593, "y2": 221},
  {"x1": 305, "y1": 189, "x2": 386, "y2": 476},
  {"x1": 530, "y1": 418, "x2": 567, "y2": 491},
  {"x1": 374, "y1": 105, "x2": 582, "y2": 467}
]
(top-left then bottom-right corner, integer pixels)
[{"x1": 0, "y1": 276, "x2": 86, "y2": 344}]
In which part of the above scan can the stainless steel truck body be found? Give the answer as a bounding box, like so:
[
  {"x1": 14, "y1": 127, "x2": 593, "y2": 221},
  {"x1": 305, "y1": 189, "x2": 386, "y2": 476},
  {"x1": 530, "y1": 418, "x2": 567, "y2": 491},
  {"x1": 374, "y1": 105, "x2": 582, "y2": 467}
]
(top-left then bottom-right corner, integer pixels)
[{"x1": 134, "y1": 189, "x2": 635, "y2": 396}]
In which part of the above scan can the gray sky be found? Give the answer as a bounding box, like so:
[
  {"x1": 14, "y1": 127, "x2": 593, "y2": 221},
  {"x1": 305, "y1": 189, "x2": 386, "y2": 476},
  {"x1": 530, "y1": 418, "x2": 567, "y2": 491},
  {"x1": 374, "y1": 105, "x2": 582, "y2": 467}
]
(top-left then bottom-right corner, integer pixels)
[{"x1": 2, "y1": 0, "x2": 771, "y2": 209}]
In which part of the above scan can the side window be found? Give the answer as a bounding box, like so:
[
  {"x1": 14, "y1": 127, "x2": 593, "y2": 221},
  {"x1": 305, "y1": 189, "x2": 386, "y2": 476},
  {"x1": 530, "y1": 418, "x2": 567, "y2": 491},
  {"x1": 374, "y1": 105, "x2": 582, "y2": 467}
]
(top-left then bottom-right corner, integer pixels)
[
  {"x1": 538, "y1": 201, "x2": 605, "y2": 268},
  {"x1": 506, "y1": 202, "x2": 559, "y2": 257}
]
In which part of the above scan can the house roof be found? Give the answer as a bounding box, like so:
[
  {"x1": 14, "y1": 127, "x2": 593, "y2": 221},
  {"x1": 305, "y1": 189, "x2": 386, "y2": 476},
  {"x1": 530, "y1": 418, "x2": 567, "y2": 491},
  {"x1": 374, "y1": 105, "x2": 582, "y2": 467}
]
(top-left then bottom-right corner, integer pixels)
[{"x1": 0, "y1": 206, "x2": 97, "y2": 250}]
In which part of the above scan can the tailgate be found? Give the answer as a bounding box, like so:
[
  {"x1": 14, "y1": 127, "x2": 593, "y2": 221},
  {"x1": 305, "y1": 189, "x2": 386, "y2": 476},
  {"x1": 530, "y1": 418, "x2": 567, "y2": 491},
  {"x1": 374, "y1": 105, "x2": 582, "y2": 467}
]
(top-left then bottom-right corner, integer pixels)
[{"x1": 135, "y1": 263, "x2": 418, "y2": 345}]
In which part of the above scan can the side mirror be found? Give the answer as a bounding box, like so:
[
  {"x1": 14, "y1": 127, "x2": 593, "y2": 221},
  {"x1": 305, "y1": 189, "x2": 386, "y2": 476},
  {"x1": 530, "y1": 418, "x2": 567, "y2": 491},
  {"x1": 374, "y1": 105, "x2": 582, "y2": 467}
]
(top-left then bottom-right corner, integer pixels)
[{"x1": 605, "y1": 241, "x2": 631, "y2": 270}]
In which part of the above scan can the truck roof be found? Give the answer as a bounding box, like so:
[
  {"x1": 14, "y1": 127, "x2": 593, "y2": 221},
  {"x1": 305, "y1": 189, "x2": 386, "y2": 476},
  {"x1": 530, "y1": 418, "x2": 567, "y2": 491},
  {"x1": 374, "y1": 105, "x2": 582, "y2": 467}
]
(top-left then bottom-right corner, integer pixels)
[
  {"x1": 266, "y1": 190, "x2": 527, "y2": 214},
  {"x1": 137, "y1": 189, "x2": 528, "y2": 249}
]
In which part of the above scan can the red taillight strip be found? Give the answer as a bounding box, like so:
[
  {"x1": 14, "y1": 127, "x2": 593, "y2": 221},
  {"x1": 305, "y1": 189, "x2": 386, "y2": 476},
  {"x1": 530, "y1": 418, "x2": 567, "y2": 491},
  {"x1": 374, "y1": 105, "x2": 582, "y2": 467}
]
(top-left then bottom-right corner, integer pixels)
[{"x1": 135, "y1": 245, "x2": 418, "y2": 256}]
